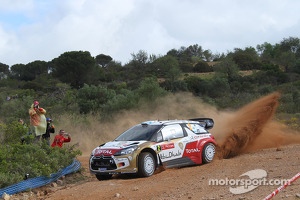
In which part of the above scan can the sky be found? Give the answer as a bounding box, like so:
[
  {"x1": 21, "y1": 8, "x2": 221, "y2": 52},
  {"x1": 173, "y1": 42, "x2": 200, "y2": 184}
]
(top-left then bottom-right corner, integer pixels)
[{"x1": 0, "y1": 0, "x2": 300, "y2": 66}]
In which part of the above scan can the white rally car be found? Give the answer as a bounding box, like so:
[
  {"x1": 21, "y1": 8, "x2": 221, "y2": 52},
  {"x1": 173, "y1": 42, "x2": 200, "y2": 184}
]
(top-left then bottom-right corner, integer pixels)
[{"x1": 89, "y1": 118, "x2": 216, "y2": 180}]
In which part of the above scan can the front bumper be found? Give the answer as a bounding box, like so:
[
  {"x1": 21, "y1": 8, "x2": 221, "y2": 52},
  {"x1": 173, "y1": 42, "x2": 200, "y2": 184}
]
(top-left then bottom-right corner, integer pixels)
[{"x1": 89, "y1": 155, "x2": 137, "y2": 174}]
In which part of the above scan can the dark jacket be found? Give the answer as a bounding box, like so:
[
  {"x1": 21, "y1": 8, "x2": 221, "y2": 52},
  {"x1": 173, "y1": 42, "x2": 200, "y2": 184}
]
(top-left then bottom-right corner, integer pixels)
[{"x1": 42, "y1": 122, "x2": 55, "y2": 139}]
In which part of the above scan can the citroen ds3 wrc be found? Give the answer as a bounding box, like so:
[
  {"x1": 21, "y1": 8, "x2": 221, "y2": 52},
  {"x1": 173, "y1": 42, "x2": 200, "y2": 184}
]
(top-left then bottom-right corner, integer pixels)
[{"x1": 89, "y1": 118, "x2": 216, "y2": 180}]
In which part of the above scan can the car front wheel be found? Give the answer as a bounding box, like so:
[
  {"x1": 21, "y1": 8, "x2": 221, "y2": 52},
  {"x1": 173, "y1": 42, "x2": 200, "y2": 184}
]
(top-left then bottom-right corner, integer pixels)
[
  {"x1": 202, "y1": 143, "x2": 215, "y2": 163},
  {"x1": 138, "y1": 152, "x2": 155, "y2": 177}
]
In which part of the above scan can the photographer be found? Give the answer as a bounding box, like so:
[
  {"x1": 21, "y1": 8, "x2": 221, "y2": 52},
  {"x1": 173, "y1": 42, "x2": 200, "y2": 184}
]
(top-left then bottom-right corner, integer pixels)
[
  {"x1": 51, "y1": 129, "x2": 71, "y2": 148},
  {"x1": 28, "y1": 100, "x2": 47, "y2": 142},
  {"x1": 42, "y1": 118, "x2": 55, "y2": 145}
]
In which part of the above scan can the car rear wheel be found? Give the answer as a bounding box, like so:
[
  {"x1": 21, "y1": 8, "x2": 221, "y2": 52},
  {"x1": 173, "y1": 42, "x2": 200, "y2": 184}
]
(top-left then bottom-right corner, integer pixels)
[
  {"x1": 138, "y1": 152, "x2": 155, "y2": 177},
  {"x1": 202, "y1": 143, "x2": 215, "y2": 163},
  {"x1": 95, "y1": 174, "x2": 113, "y2": 181}
]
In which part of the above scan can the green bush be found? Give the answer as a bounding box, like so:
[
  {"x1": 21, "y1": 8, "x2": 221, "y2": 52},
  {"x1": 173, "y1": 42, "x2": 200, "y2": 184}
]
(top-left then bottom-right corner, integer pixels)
[
  {"x1": 0, "y1": 122, "x2": 81, "y2": 188},
  {"x1": 77, "y1": 84, "x2": 116, "y2": 114},
  {"x1": 136, "y1": 77, "x2": 167, "y2": 101},
  {"x1": 0, "y1": 143, "x2": 81, "y2": 188},
  {"x1": 1, "y1": 121, "x2": 29, "y2": 144},
  {"x1": 103, "y1": 89, "x2": 138, "y2": 113}
]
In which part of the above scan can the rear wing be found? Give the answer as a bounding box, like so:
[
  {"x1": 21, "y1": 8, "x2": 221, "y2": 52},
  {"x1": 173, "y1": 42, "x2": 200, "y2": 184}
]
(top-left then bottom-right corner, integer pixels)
[{"x1": 189, "y1": 118, "x2": 214, "y2": 130}]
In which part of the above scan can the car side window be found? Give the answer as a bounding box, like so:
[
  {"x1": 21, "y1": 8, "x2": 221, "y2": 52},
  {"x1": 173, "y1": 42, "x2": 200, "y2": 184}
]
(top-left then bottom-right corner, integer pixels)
[
  {"x1": 185, "y1": 123, "x2": 208, "y2": 134},
  {"x1": 161, "y1": 124, "x2": 184, "y2": 141},
  {"x1": 154, "y1": 131, "x2": 163, "y2": 142}
]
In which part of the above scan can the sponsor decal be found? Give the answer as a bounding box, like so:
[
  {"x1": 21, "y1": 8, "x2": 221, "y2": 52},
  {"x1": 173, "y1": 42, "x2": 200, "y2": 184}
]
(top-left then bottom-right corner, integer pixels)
[
  {"x1": 159, "y1": 150, "x2": 182, "y2": 159},
  {"x1": 157, "y1": 145, "x2": 161, "y2": 152},
  {"x1": 157, "y1": 143, "x2": 175, "y2": 152},
  {"x1": 187, "y1": 123, "x2": 192, "y2": 130},
  {"x1": 182, "y1": 141, "x2": 199, "y2": 157},
  {"x1": 190, "y1": 135, "x2": 209, "y2": 140},
  {"x1": 178, "y1": 142, "x2": 184, "y2": 150},
  {"x1": 95, "y1": 149, "x2": 113, "y2": 156},
  {"x1": 162, "y1": 143, "x2": 175, "y2": 150},
  {"x1": 185, "y1": 148, "x2": 200, "y2": 153}
]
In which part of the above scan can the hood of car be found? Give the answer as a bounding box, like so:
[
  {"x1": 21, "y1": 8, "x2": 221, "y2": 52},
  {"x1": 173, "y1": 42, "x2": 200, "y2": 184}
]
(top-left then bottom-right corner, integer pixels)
[{"x1": 92, "y1": 141, "x2": 146, "y2": 156}]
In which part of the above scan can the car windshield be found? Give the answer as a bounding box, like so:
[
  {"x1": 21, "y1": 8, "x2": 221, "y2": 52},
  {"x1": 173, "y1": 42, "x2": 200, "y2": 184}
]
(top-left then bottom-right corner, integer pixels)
[{"x1": 114, "y1": 124, "x2": 162, "y2": 141}]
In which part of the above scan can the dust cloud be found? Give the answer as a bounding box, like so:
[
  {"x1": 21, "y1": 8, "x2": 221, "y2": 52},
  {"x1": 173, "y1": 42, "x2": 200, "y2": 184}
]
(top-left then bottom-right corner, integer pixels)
[
  {"x1": 54, "y1": 92, "x2": 300, "y2": 157},
  {"x1": 215, "y1": 92, "x2": 300, "y2": 158}
]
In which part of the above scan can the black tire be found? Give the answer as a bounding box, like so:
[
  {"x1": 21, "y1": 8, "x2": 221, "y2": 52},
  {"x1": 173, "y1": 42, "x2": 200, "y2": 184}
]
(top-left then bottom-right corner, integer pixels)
[
  {"x1": 202, "y1": 143, "x2": 215, "y2": 164},
  {"x1": 95, "y1": 174, "x2": 113, "y2": 181},
  {"x1": 138, "y1": 152, "x2": 156, "y2": 177}
]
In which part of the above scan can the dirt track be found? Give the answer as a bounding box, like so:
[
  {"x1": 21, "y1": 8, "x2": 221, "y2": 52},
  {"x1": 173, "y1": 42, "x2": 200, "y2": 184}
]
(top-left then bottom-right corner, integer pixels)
[
  {"x1": 43, "y1": 92, "x2": 300, "y2": 200},
  {"x1": 10, "y1": 92, "x2": 300, "y2": 200},
  {"x1": 44, "y1": 144, "x2": 300, "y2": 200}
]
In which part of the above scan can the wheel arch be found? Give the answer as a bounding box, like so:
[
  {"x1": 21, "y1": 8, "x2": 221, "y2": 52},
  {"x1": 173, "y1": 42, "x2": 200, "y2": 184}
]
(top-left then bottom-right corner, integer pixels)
[
  {"x1": 198, "y1": 138, "x2": 216, "y2": 163},
  {"x1": 137, "y1": 148, "x2": 158, "y2": 168},
  {"x1": 199, "y1": 138, "x2": 217, "y2": 148}
]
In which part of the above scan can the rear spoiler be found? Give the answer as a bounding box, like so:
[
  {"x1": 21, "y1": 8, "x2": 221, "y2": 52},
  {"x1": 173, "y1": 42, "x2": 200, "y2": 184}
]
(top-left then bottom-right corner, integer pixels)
[{"x1": 188, "y1": 118, "x2": 214, "y2": 130}]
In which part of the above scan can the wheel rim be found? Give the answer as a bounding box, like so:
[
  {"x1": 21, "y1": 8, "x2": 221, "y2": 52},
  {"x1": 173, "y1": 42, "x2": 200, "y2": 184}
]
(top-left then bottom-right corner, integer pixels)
[
  {"x1": 205, "y1": 144, "x2": 215, "y2": 161},
  {"x1": 144, "y1": 155, "x2": 155, "y2": 174}
]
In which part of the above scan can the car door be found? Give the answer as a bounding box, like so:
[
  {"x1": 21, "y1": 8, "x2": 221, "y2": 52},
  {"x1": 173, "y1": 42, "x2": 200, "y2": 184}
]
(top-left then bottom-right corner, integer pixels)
[{"x1": 156, "y1": 124, "x2": 191, "y2": 168}]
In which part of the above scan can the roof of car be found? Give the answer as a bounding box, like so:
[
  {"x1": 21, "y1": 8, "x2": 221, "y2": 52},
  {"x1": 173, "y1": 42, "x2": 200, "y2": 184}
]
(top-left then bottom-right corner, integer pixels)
[
  {"x1": 140, "y1": 118, "x2": 214, "y2": 130},
  {"x1": 141, "y1": 119, "x2": 198, "y2": 126}
]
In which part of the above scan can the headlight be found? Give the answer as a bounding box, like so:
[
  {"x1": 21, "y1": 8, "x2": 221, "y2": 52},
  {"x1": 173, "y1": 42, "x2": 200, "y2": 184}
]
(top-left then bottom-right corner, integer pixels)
[{"x1": 114, "y1": 145, "x2": 138, "y2": 156}]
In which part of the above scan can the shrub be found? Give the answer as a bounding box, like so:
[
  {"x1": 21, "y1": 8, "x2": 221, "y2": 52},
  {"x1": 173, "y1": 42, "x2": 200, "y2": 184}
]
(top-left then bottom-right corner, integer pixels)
[
  {"x1": 0, "y1": 121, "x2": 29, "y2": 144},
  {"x1": 0, "y1": 143, "x2": 81, "y2": 188}
]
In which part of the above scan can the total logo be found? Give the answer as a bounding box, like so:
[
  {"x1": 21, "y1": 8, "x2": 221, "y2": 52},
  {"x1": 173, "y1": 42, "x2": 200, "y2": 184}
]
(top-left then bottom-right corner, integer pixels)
[
  {"x1": 95, "y1": 149, "x2": 113, "y2": 155},
  {"x1": 185, "y1": 148, "x2": 200, "y2": 153}
]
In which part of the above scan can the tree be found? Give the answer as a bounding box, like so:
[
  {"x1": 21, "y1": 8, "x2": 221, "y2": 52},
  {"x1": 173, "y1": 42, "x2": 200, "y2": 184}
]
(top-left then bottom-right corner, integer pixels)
[
  {"x1": 10, "y1": 64, "x2": 26, "y2": 80},
  {"x1": 131, "y1": 50, "x2": 148, "y2": 65},
  {"x1": 0, "y1": 62, "x2": 9, "y2": 79},
  {"x1": 77, "y1": 84, "x2": 116, "y2": 114},
  {"x1": 230, "y1": 47, "x2": 260, "y2": 70},
  {"x1": 185, "y1": 44, "x2": 203, "y2": 60},
  {"x1": 102, "y1": 61, "x2": 123, "y2": 82},
  {"x1": 256, "y1": 42, "x2": 275, "y2": 62},
  {"x1": 212, "y1": 52, "x2": 226, "y2": 61},
  {"x1": 124, "y1": 50, "x2": 150, "y2": 81},
  {"x1": 152, "y1": 55, "x2": 181, "y2": 80},
  {"x1": 184, "y1": 75, "x2": 207, "y2": 95},
  {"x1": 9, "y1": 60, "x2": 49, "y2": 81},
  {"x1": 280, "y1": 37, "x2": 300, "y2": 57},
  {"x1": 292, "y1": 60, "x2": 300, "y2": 74},
  {"x1": 203, "y1": 49, "x2": 213, "y2": 62},
  {"x1": 26, "y1": 60, "x2": 48, "y2": 77},
  {"x1": 167, "y1": 46, "x2": 190, "y2": 63},
  {"x1": 95, "y1": 54, "x2": 112, "y2": 68},
  {"x1": 276, "y1": 37, "x2": 300, "y2": 72},
  {"x1": 277, "y1": 51, "x2": 296, "y2": 72},
  {"x1": 194, "y1": 61, "x2": 212, "y2": 73},
  {"x1": 179, "y1": 61, "x2": 193, "y2": 73},
  {"x1": 136, "y1": 77, "x2": 166, "y2": 101},
  {"x1": 51, "y1": 51, "x2": 96, "y2": 89},
  {"x1": 213, "y1": 57, "x2": 240, "y2": 83}
]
